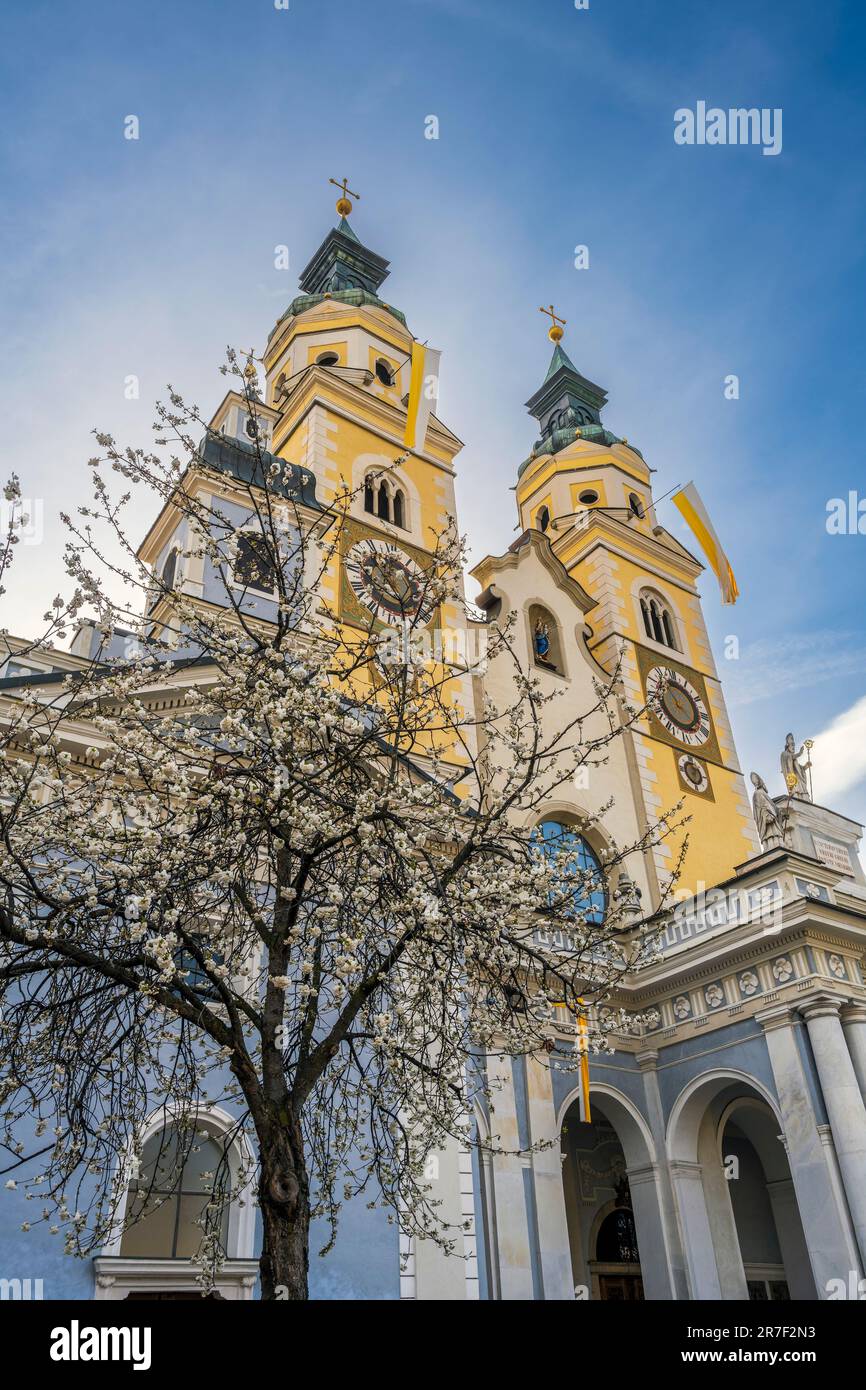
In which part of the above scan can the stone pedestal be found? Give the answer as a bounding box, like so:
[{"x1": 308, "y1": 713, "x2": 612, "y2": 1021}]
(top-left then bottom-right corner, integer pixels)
[{"x1": 774, "y1": 796, "x2": 866, "y2": 884}]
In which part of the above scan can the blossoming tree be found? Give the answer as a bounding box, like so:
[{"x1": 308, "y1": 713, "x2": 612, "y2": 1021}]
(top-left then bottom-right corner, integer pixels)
[{"x1": 0, "y1": 365, "x2": 685, "y2": 1299}]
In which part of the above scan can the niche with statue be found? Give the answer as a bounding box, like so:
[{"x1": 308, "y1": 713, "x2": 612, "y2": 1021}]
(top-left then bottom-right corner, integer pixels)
[{"x1": 528, "y1": 604, "x2": 564, "y2": 674}]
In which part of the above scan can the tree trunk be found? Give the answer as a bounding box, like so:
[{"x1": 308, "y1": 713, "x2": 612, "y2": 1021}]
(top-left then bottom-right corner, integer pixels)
[{"x1": 256, "y1": 1109, "x2": 311, "y2": 1300}]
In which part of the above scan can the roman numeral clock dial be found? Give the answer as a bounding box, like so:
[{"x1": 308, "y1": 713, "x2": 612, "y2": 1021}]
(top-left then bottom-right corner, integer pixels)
[
  {"x1": 344, "y1": 538, "x2": 436, "y2": 626},
  {"x1": 645, "y1": 665, "x2": 712, "y2": 747}
]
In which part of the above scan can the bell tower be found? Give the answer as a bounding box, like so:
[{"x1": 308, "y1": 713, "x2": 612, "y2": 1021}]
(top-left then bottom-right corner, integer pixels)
[
  {"x1": 515, "y1": 313, "x2": 760, "y2": 898},
  {"x1": 259, "y1": 184, "x2": 464, "y2": 629},
  {"x1": 259, "y1": 186, "x2": 475, "y2": 772}
]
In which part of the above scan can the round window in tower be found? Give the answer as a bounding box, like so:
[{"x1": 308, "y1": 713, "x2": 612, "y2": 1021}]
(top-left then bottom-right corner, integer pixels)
[{"x1": 374, "y1": 359, "x2": 395, "y2": 387}]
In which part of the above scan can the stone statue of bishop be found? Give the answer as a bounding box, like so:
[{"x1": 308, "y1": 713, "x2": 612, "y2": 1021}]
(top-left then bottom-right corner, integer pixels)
[
  {"x1": 780, "y1": 733, "x2": 812, "y2": 802},
  {"x1": 751, "y1": 772, "x2": 788, "y2": 850}
]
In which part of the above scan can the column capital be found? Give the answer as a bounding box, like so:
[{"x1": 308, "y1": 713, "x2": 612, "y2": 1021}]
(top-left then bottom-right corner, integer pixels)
[
  {"x1": 669, "y1": 1159, "x2": 703, "y2": 1181},
  {"x1": 800, "y1": 994, "x2": 844, "y2": 1023},
  {"x1": 635, "y1": 1049, "x2": 659, "y2": 1072},
  {"x1": 841, "y1": 1003, "x2": 866, "y2": 1026},
  {"x1": 625, "y1": 1162, "x2": 658, "y2": 1187},
  {"x1": 755, "y1": 1003, "x2": 798, "y2": 1033}
]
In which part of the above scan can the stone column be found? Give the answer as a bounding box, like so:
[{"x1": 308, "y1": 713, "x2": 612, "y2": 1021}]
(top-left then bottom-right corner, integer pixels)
[
  {"x1": 765, "y1": 1177, "x2": 817, "y2": 1300},
  {"x1": 626, "y1": 1163, "x2": 679, "y2": 1300},
  {"x1": 801, "y1": 996, "x2": 866, "y2": 1267},
  {"x1": 487, "y1": 1052, "x2": 535, "y2": 1300},
  {"x1": 412, "y1": 1136, "x2": 471, "y2": 1300},
  {"x1": 697, "y1": 1117, "x2": 748, "y2": 1300},
  {"x1": 525, "y1": 1055, "x2": 575, "y2": 1300},
  {"x1": 841, "y1": 1003, "x2": 866, "y2": 1102},
  {"x1": 669, "y1": 1160, "x2": 723, "y2": 1298},
  {"x1": 636, "y1": 1049, "x2": 688, "y2": 1299},
  {"x1": 560, "y1": 1134, "x2": 588, "y2": 1294},
  {"x1": 757, "y1": 1004, "x2": 862, "y2": 1293}
]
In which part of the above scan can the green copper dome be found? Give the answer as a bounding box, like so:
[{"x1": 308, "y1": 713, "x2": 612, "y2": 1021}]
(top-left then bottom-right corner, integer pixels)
[
  {"x1": 270, "y1": 220, "x2": 406, "y2": 340},
  {"x1": 519, "y1": 342, "x2": 642, "y2": 473}
]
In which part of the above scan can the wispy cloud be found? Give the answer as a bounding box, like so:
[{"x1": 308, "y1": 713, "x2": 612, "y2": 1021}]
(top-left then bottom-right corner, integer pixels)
[
  {"x1": 812, "y1": 695, "x2": 866, "y2": 802},
  {"x1": 725, "y1": 632, "x2": 866, "y2": 708}
]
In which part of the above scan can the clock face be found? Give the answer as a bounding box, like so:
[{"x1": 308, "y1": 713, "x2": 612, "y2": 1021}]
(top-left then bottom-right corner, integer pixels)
[
  {"x1": 345, "y1": 538, "x2": 435, "y2": 625},
  {"x1": 646, "y1": 665, "x2": 711, "y2": 747},
  {"x1": 678, "y1": 753, "x2": 709, "y2": 793}
]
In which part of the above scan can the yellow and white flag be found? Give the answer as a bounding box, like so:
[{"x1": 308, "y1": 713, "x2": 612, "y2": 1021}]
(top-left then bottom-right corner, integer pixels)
[
  {"x1": 577, "y1": 1002, "x2": 591, "y2": 1123},
  {"x1": 672, "y1": 482, "x2": 739, "y2": 604},
  {"x1": 403, "y1": 342, "x2": 441, "y2": 453}
]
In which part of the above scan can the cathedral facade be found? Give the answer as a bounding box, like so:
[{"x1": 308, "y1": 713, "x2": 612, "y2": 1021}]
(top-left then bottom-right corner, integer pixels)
[{"x1": 2, "y1": 208, "x2": 866, "y2": 1302}]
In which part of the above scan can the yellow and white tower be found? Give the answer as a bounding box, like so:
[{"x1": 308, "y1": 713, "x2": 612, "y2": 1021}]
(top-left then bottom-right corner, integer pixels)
[
  {"x1": 264, "y1": 188, "x2": 461, "y2": 591},
  {"x1": 260, "y1": 187, "x2": 474, "y2": 769},
  {"x1": 514, "y1": 311, "x2": 759, "y2": 898}
]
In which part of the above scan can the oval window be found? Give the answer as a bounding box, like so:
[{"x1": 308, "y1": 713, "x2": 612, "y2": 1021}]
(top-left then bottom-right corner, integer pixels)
[{"x1": 579, "y1": 489, "x2": 599, "y2": 505}]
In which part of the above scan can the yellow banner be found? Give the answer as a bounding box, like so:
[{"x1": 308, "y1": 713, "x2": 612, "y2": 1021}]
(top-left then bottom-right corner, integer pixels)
[
  {"x1": 403, "y1": 343, "x2": 441, "y2": 452},
  {"x1": 578, "y1": 1002, "x2": 591, "y2": 1123},
  {"x1": 672, "y1": 482, "x2": 739, "y2": 604}
]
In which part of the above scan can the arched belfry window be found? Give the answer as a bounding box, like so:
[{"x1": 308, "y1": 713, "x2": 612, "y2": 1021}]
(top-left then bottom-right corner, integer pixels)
[
  {"x1": 528, "y1": 604, "x2": 564, "y2": 674},
  {"x1": 537, "y1": 819, "x2": 606, "y2": 925},
  {"x1": 639, "y1": 588, "x2": 678, "y2": 650},
  {"x1": 234, "y1": 530, "x2": 277, "y2": 594},
  {"x1": 537, "y1": 505, "x2": 550, "y2": 533},
  {"x1": 161, "y1": 548, "x2": 179, "y2": 592},
  {"x1": 363, "y1": 473, "x2": 409, "y2": 531},
  {"x1": 120, "y1": 1125, "x2": 231, "y2": 1260}
]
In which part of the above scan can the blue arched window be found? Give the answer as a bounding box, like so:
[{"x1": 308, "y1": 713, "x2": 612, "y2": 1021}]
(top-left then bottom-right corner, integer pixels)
[{"x1": 538, "y1": 819, "x2": 606, "y2": 924}]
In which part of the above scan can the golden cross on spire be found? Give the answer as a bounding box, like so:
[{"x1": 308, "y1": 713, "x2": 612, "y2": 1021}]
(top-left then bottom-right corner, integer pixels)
[
  {"x1": 329, "y1": 175, "x2": 361, "y2": 218},
  {"x1": 539, "y1": 303, "x2": 567, "y2": 343}
]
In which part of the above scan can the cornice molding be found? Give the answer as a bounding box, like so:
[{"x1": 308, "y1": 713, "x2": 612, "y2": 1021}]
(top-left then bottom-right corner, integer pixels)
[
  {"x1": 471, "y1": 529, "x2": 597, "y2": 615},
  {"x1": 265, "y1": 298, "x2": 413, "y2": 369},
  {"x1": 555, "y1": 515, "x2": 702, "y2": 587},
  {"x1": 270, "y1": 371, "x2": 462, "y2": 464}
]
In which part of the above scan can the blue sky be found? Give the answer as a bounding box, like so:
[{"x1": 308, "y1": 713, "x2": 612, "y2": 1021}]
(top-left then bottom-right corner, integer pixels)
[{"x1": 1, "y1": 0, "x2": 865, "y2": 817}]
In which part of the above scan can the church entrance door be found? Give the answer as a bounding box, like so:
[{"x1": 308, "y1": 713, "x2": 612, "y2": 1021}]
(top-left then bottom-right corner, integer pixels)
[{"x1": 598, "y1": 1271, "x2": 644, "y2": 1301}]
